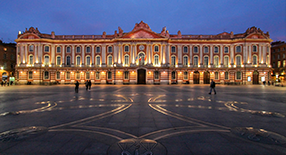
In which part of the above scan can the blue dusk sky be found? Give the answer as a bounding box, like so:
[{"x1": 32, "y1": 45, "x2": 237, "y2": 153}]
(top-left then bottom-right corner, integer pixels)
[{"x1": 0, "y1": 0, "x2": 285, "y2": 43}]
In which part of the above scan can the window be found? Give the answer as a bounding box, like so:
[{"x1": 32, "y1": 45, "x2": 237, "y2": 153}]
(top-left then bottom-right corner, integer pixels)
[
  {"x1": 154, "y1": 71, "x2": 159, "y2": 79},
  {"x1": 108, "y1": 46, "x2": 112, "y2": 53},
  {"x1": 171, "y1": 56, "x2": 176, "y2": 66},
  {"x1": 56, "y1": 71, "x2": 60, "y2": 80},
  {"x1": 224, "y1": 47, "x2": 229, "y2": 53},
  {"x1": 66, "y1": 56, "x2": 71, "y2": 66},
  {"x1": 236, "y1": 46, "x2": 241, "y2": 52},
  {"x1": 67, "y1": 47, "x2": 71, "y2": 53},
  {"x1": 183, "y1": 56, "x2": 188, "y2": 66},
  {"x1": 171, "y1": 71, "x2": 176, "y2": 79},
  {"x1": 194, "y1": 46, "x2": 198, "y2": 53},
  {"x1": 96, "y1": 56, "x2": 100, "y2": 66},
  {"x1": 86, "y1": 56, "x2": 90, "y2": 66},
  {"x1": 278, "y1": 61, "x2": 281, "y2": 68},
  {"x1": 184, "y1": 71, "x2": 188, "y2": 80},
  {"x1": 236, "y1": 71, "x2": 241, "y2": 80},
  {"x1": 86, "y1": 72, "x2": 90, "y2": 79},
  {"x1": 155, "y1": 46, "x2": 159, "y2": 52},
  {"x1": 171, "y1": 46, "x2": 176, "y2": 53},
  {"x1": 66, "y1": 71, "x2": 70, "y2": 80},
  {"x1": 253, "y1": 55, "x2": 257, "y2": 65},
  {"x1": 215, "y1": 72, "x2": 219, "y2": 80},
  {"x1": 194, "y1": 56, "x2": 199, "y2": 66},
  {"x1": 76, "y1": 46, "x2": 81, "y2": 53},
  {"x1": 253, "y1": 45, "x2": 257, "y2": 52},
  {"x1": 86, "y1": 47, "x2": 90, "y2": 53},
  {"x1": 183, "y1": 46, "x2": 188, "y2": 53},
  {"x1": 108, "y1": 55, "x2": 113, "y2": 66},
  {"x1": 154, "y1": 55, "x2": 159, "y2": 65},
  {"x1": 236, "y1": 56, "x2": 241, "y2": 66},
  {"x1": 96, "y1": 46, "x2": 100, "y2": 53},
  {"x1": 214, "y1": 56, "x2": 219, "y2": 67},
  {"x1": 214, "y1": 46, "x2": 219, "y2": 53},
  {"x1": 224, "y1": 56, "x2": 229, "y2": 67},
  {"x1": 96, "y1": 72, "x2": 100, "y2": 80},
  {"x1": 44, "y1": 56, "x2": 49, "y2": 65},
  {"x1": 29, "y1": 45, "x2": 34, "y2": 52},
  {"x1": 124, "y1": 46, "x2": 129, "y2": 52},
  {"x1": 44, "y1": 71, "x2": 49, "y2": 79},
  {"x1": 28, "y1": 71, "x2": 33, "y2": 79},
  {"x1": 225, "y1": 72, "x2": 229, "y2": 80},
  {"x1": 124, "y1": 71, "x2": 129, "y2": 80},
  {"x1": 204, "y1": 46, "x2": 208, "y2": 53},
  {"x1": 76, "y1": 56, "x2": 81, "y2": 66},
  {"x1": 204, "y1": 56, "x2": 209, "y2": 66},
  {"x1": 76, "y1": 71, "x2": 80, "y2": 80},
  {"x1": 124, "y1": 55, "x2": 129, "y2": 66},
  {"x1": 29, "y1": 55, "x2": 33, "y2": 65},
  {"x1": 44, "y1": 46, "x2": 49, "y2": 52},
  {"x1": 107, "y1": 71, "x2": 112, "y2": 79},
  {"x1": 277, "y1": 54, "x2": 280, "y2": 59},
  {"x1": 57, "y1": 47, "x2": 61, "y2": 53}
]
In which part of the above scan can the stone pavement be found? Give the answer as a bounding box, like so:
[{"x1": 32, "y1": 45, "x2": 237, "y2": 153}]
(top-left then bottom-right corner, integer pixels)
[{"x1": 0, "y1": 84, "x2": 285, "y2": 155}]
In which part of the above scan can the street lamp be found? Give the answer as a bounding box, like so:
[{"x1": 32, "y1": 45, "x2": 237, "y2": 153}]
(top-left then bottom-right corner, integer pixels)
[{"x1": 114, "y1": 63, "x2": 116, "y2": 85}]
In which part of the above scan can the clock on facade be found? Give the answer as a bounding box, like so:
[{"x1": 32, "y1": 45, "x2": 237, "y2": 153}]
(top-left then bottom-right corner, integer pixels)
[{"x1": 139, "y1": 45, "x2": 144, "y2": 50}]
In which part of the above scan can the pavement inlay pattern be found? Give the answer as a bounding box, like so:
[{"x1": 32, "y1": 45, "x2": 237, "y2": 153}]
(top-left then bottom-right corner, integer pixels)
[{"x1": 0, "y1": 85, "x2": 285, "y2": 154}]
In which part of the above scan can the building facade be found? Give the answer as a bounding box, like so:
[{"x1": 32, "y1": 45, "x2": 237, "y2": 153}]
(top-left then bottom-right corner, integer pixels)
[
  {"x1": 0, "y1": 41, "x2": 16, "y2": 84},
  {"x1": 15, "y1": 21, "x2": 272, "y2": 85},
  {"x1": 271, "y1": 41, "x2": 286, "y2": 83}
]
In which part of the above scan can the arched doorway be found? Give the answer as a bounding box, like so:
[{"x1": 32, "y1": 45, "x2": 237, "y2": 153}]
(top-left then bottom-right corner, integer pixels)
[
  {"x1": 204, "y1": 71, "x2": 210, "y2": 84},
  {"x1": 137, "y1": 69, "x2": 146, "y2": 84},
  {"x1": 193, "y1": 71, "x2": 200, "y2": 84},
  {"x1": 253, "y1": 70, "x2": 259, "y2": 84}
]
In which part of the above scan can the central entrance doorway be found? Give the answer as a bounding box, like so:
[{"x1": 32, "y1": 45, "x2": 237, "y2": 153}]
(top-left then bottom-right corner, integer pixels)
[
  {"x1": 204, "y1": 71, "x2": 210, "y2": 84},
  {"x1": 137, "y1": 69, "x2": 146, "y2": 84}
]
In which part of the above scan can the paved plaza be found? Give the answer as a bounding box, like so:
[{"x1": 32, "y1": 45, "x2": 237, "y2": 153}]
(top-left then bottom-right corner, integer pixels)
[{"x1": 0, "y1": 84, "x2": 286, "y2": 155}]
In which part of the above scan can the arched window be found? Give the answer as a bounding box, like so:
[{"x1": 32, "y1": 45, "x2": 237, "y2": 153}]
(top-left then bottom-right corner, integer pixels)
[
  {"x1": 66, "y1": 56, "x2": 71, "y2": 66},
  {"x1": 86, "y1": 46, "x2": 90, "y2": 53},
  {"x1": 29, "y1": 45, "x2": 34, "y2": 52},
  {"x1": 236, "y1": 46, "x2": 241, "y2": 52},
  {"x1": 44, "y1": 46, "x2": 49, "y2": 52},
  {"x1": 253, "y1": 45, "x2": 257, "y2": 52},
  {"x1": 107, "y1": 55, "x2": 112, "y2": 66},
  {"x1": 204, "y1": 46, "x2": 208, "y2": 53},
  {"x1": 96, "y1": 56, "x2": 100, "y2": 66},
  {"x1": 184, "y1": 71, "x2": 188, "y2": 80},
  {"x1": 66, "y1": 46, "x2": 71, "y2": 53},
  {"x1": 29, "y1": 55, "x2": 33, "y2": 65},
  {"x1": 124, "y1": 71, "x2": 129, "y2": 80},
  {"x1": 224, "y1": 56, "x2": 229, "y2": 67},
  {"x1": 96, "y1": 71, "x2": 100, "y2": 80},
  {"x1": 96, "y1": 46, "x2": 100, "y2": 53},
  {"x1": 194, "y1": 46, "x2": 198, "y2": 53},
  {"x1": 56, "y1": 56, "x2": 61, "y2": 66},
  {"x1": 194, "y1": 56, "x2": 199, "y2": 66},
  {"x1": 124, "y1": 55, "x2": 129, "y2": 66},
  {"x1": 44, "y1": 71, "x2": 49, "y2": 79},
  {"x1": 44, "y1": 55, "x2": 49, "y2": 65},
  {"x1": 57, "y1": 46, "x2": 61, "y2": 53},
  {"x1": 76, "y1": 56, "x2": 81, "y2": 66},
  {"x1": 124, "y1": 46, "x2": 129, "y2": 52},
  {"x1": 183, "y1": 46, "x2": 188, "y2": 53},
  {"x1": 86, "y1": 56, "x2": 91, "y2": 66},
  {"x1": 108, "y1": 46, "x2": 113, "y2": 53},
  {"x1": 171, "y1": 46, "x2": 176, "y2": 53},
  {"x1": 236, "y1": 55, "x2": 241, "y2": 66},
  {"x1": 28, "y1": 71, "x2": 33, "y2": 79},
  {"x1": 66, "y1": 71, "x2": 70, "y2": 80},
  {"x1": 183, "y1": 56, "x2": 188, "y2": 66},
  {"x1": 56, "y1": 71, "x2": 60, "y2": 80},
  {"x1": 154, "y1": 71, "x2": 159, "y2": 79},
  {"x1": 236, "y1": 71, "x2": 242, "y2": 80},
  {"x1": 204, "y1": 56, "x2": 209, "y2": 67},
  {"x1": 76, "y1": 46, "x2": 81, "y2": 53},
  {"x1": 171, "y1": 71, "x2": 176, "y2": 79},
  {"x1": 154, "y1": 46, "x2": 159, "y2": 52},
  {"x1": 215, "y1": 72, "x2": 219, "y2": 80},
  {"x1": 214, "y1": 46, "x2": 219, "y2": 53},
  {"x1": 225, "y1": 71, "x2": 229, "y2": 79},
  {"x1": 224, "y1": 47, "x2": 229, "y2": 53},
  {"x1": 171, "y1": 56, "x2": 176, "y2": 66},
  {"x1": 253, "y1": 55, "x2": 257, "y2": 65},
  {"x1": 214, "y1": 56, "x2": 219, "y2": 67},
  {"x1": 154, "y1": 55, "x2": 159, "y2": 65},
  {"x1": 76, "y1": 71, "x2": 80, "y2": 80},
  {"x1": 86, "y1": 71, "x2": 90, "y2": 79}
]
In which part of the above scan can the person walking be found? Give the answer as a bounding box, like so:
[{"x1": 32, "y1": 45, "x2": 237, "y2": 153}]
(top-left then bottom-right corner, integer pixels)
[
  {"x1": 75, "y1": 81, "x2": 79, "y2": 93},
  {"x1": 85, "y1": 80, "x2": 89, "y2": 91},
  {"x1": 88, "y1": 80, "x2": 91, "y2": 90},
  {"x1": 209, "y1": 79, "x2": 216, "y2": 95}
]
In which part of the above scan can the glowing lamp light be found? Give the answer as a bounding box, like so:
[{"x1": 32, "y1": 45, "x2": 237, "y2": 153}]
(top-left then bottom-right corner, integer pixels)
[
  {"x1": 0, "y1": 67, "x2": 3, "y2": 70},
  {"x1": 18, "y1": 31, "x2": 22, "y2": 35}
]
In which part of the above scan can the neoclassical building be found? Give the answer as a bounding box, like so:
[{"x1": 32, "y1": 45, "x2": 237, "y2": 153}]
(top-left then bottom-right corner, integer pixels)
[{"x1": 15, "y1": 21, "x2": 272, "y2": 85}]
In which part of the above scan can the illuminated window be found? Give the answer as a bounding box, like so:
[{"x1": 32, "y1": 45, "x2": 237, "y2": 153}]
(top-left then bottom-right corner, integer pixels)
[
  {"x1": 29, "y1": 55, "x2": 33, "y2": 65},
  {"x1": 183, "y1": 46, "x2": 188, "y2": 53},
  {"x1": 56, "y1": 71, "x2": 60, "y2": 80},
  {"x1": 86, "y1": 56, "x2": 91, "y2": 65},
  {"x1": 225, "y1": 72, "x2": 229, "y2": 79},
  {"x1": 66, "y1": 71, "x2": 70, "y2": 80},
  {"x1": 124, "y1": 55, "x2": 129, "y2": 65},
  {"x1": 215, "y1": 72, "x2": 219, "y2": 80},
  {"x1": 183, "y1": 56, "x2": 188, "y2": 66},
  {"x1": 204, "y1": 56, "x2": 209, "y2": 66},
  {"x1": 214, "y1": 56, "x2": 219, "y2": 67},
  {"x1": 57, "y1": 46, "x2": 61, "y2": 53},
  {"x1": 96, "y1": 72, "x2": 100, "y2": 79},
  {"x1": 76, "y1": 56, "x2": 81, "y2": 66},
  {"x1": 253, "y1": 55, "x2": 257, "y2": 65},
  {"x1": 124, "y1": 71, "x2": 129, "y2": 80},
  {"x1": 86, "y1": 72, "x2": 90, "y2": 79},
  {"x1": 224, "y1": 56, "x2": 229, "y2": 66},
  {"x1": 278, "y1": 61, "x2": 281, "y2": 68},
  {"x1": 283, "y1": 60, "x2": 285, "y2": 67},
  {"x1": 44, "y1": 56, "x2": 49, "y2": 65},
  {"x1": 76, "y1": 46, "x2": 81, "y2": 53},
  {"x1": 236, "y1": 55, "x2": 241, "y2": 66},
  {"x1": 194, "y1": 56, "x2": 199, "y2": 66},
  {"x1": 56, "y1": 56, "x2": 61, "y2": 66},
  {"x1": 76, "y1": 71, "x2": 80, "y2": 80},
  {"x1": 108, "y1": 55, "x2": 113, "y2": 66},
  {"x1": 171, "y1": 46, "x2": 176, "y2": 53},
  {"x1": 28, "y1": 71, "x2": 33, "y2": 79},
  {"x1": 155, "y1": 46, "x2": 159, "y2": 52},
  {"x1": 171, "y1": 56, "x2": 176, "y2": 66},
  {"x1": 154, "y1": 55, "x2": 159, "y2": 65},
  {"x1": 86, "y1": 46, "x2": 90, "y2": 53},
  {"x1": 236, "y1": 71, "x2": 241, "y2": 80}
]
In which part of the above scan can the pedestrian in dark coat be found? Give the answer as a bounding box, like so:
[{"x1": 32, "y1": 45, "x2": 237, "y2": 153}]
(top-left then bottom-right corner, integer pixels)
[
  {"x1": 75, "y1": 81, "x2": 79, "y2": 93},
  {"x1": 88, "y1": 80, "x2": 91, "y2": 90},
  {"x1": 85, "y1": 80, "x2": 88, "y2": 91},
  {"x1": 209, "y1": 79, "x2": 216, "y2": 94}
]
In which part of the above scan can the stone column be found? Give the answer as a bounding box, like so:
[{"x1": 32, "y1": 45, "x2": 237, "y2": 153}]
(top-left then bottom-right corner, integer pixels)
[
  {"x1": 38, "y1": 44, "x2": 42, "y2": 64},
  {"x1": 230, "y1": 45, "x2": 234, "y2": 65},
  {"x1": 34, "y1": 44, "x2": 38, "y2": 63},
  {"x1": 259, "y1": 45, "x2": 262, "y2": 64},
  {"x1": 263, "y1": 44, "x2": 266, "y2": 64},
  {"x1": 220, "y1": 46, "x2": 223, "y2": 65},
  {"x1": 72, "y1": 45, "x2": 75, "y2": 65},
  {"x1": 62, "y1": 45, "x2": 65, "y2": 65},
  {"x1": 102, "y1": 44, "x2": 106, "y2": 66},
  {"x1": 200, "y1": 45, "x2": 203, "y2": 66},
  {"x1": 210, "y1": 45, "x2": 213, "y2": 65},
  {"x1": 51, "y1": 44, "x2": 55, "y2": 66},
  {"x1": 134, "y1": 43, "x2": 137, "y2": 64},
  {"x1": 91, "y1": 45, "x2": 94, "y2": 65},
  {"x1": 248, "y1": 45, "x2": 251, "y2": 64},
  {"x1": 149, "y1": 43, "x2": 152, "y2": 64},
  {"x1": 160, "y1": 43, "x2": 163, "y2": 64},
  {"x1": 118, "y1": 44, "x2": 122, "y2": 64},
  {"x1": 178, "y1": 45, "x2": 182, "y2": 65},
  {"x1": 166, "y1": 44, "x2": 169, "y2": 65},
  {"x1": 82, "y1": 45, "x2": 85, "y2": 65},
  {"x1": 146, "y1": 43, "x2": 149, "y2": 64},
  {"x1": 243, "y1": 44, "x2": 247, "y2": 65},
  {"x1": 24, "y1": 44, "x2": 27, "y2": 64},
  {"x1": 189, "y1": 45, "x2": 192, "y2": 65}
]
